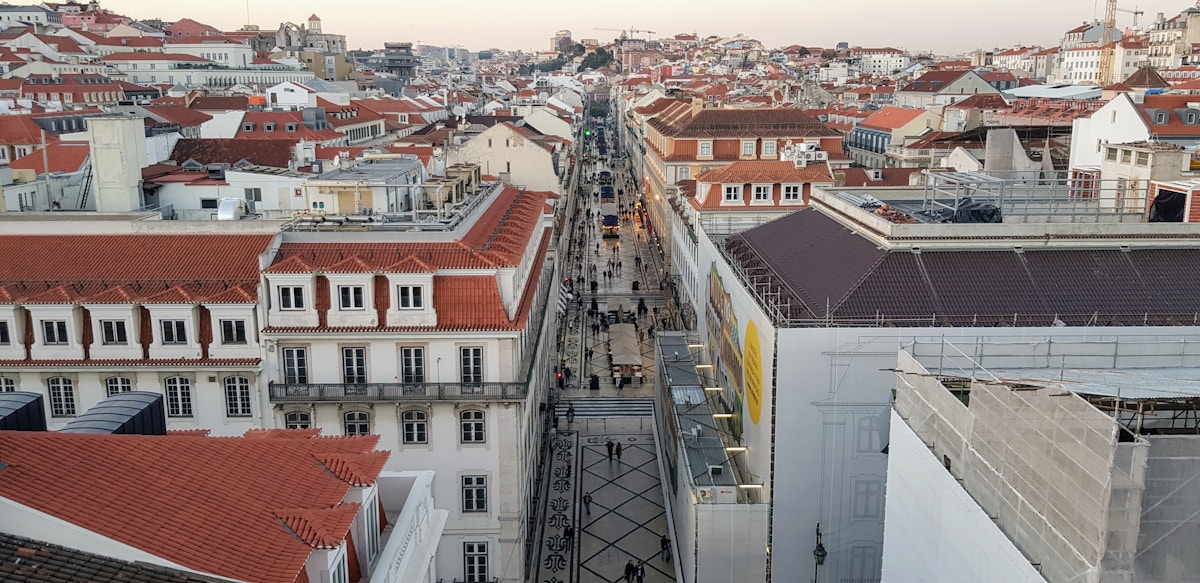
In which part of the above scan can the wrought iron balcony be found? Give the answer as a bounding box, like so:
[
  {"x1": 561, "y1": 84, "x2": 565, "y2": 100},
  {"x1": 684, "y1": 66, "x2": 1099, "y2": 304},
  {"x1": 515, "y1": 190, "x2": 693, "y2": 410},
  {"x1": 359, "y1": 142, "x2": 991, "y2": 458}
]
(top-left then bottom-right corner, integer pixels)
[{"x1": 268, "y1": 381, "x2": 529, "y2": 403}]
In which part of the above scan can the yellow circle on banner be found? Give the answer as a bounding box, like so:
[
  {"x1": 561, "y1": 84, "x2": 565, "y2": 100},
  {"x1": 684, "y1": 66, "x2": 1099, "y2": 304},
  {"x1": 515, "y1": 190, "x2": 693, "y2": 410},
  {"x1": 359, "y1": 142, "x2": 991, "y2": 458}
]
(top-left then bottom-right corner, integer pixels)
[{"x1": 744, "y1": 320, "x2": 763, "y2": 425}]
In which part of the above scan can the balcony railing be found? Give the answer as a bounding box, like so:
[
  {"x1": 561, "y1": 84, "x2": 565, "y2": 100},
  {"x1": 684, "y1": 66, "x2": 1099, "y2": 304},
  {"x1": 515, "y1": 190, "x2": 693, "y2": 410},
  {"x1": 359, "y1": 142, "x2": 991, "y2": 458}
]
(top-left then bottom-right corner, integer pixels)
[{"x1": 268, "y1": 381, "x2": 528, "y2": 403}]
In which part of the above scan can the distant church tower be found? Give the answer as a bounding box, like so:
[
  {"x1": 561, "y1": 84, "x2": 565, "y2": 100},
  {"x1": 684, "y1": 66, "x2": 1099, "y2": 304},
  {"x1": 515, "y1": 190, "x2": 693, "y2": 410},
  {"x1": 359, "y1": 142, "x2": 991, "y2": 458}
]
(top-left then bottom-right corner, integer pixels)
[{"x1": 307, "y1": 14, "x2": 322, "y2": 33}]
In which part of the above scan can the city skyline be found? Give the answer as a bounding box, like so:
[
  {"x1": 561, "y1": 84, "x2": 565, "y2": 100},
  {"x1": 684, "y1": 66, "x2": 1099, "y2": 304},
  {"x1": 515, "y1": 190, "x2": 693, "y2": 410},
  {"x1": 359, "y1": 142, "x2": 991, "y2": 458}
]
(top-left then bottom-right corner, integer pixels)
[{"x1": 98, "y1": 0, "x2": 1194, "y2": 55}]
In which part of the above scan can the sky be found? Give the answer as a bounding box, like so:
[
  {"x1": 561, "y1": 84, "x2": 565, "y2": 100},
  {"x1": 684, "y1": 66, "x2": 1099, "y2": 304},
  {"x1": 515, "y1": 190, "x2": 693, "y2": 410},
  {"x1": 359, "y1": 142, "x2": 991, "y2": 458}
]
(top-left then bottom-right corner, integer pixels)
[{"x1": 100, "y1": 0, "x2": 1195, "y2": 54}]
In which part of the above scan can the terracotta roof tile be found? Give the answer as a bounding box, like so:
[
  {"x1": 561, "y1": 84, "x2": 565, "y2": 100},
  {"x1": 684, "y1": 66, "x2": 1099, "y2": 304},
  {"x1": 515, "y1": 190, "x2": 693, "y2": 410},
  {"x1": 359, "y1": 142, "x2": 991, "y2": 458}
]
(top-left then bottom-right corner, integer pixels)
[
  {"x1": 860, "y1": 106, "x2": 927, "y2": 130},
  {"x1": 318, "y1": 452, "x2": 390, "y2": 486},
  {"x1": 0, "y1": 431, "x2": 384, "y2": 583},
  {"x1": 0, "y1": 358, "x2": 259, "y2": 368},
  {"x1": 275, "y1": 504, "x2": 361, "y2": 549},
  {"x1": 696, "y1": 160, "x2": 833, "y2": 184},
  {"x1": 8, "y1": 141, "x2": 89, "y2": 174}
]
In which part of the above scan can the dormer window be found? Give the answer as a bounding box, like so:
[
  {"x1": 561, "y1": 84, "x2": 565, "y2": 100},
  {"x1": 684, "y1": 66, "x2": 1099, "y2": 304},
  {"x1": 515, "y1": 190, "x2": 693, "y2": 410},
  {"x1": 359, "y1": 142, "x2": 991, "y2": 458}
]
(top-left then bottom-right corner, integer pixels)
[
  {"x1": 1189, "y1": 112, "x2": 1198, "y2": 125},
  {"x1": 243, "y1": 122, "x2": 256, "y2": 132},
  {"x1": 752, "y1": 184, "x2": 771, "y2": 202},
  {"x1": 264, "y1": 122, "x2": 276, "y2": 132},
  {"x1": 723, "y1": 185, "x2": 742, "y2": 202},
  {"x1": 338, "y1": 285, "x2": 365, "y2": 310},
  {"x1": 285, "y1": 122, "x2": 297, "y2": 132},
  {"x1": 742, "y1": 141, "x2": 756, "y2": 157},
  {"x1": 398, "y1": 285, "x2": 424, "y2": 309},
  {"x1": 699, "y1": 141, "x2": 713, "y2": 157},
  {"x1": 1156, "y1": 112, "x2": 1169, "y2": 125}
]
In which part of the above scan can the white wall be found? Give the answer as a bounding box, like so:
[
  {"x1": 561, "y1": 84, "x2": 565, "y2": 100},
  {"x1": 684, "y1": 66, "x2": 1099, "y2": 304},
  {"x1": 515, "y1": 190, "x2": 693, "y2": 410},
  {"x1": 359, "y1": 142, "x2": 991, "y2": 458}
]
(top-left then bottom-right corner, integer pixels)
[
  {"x1": 882, "y1": 409, "x2": 1048, "y2": 583},
  {"x1": 447, "y1": 124, "x2": 561, "y2": 194},
  {"x1": 1069, "y1": 95, "x2": 1149, "y2": 169}
]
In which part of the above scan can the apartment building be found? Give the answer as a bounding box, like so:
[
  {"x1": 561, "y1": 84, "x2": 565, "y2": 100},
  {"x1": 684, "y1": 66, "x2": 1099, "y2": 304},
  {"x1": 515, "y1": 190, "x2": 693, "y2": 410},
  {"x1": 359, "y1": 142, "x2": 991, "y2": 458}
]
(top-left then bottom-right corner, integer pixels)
[
  {"x1": 668, "y1": 167, "x2": 1200, "y2": 582},
  {"x1": 637, "y1": 99, "x2": 843, "y2": 269}
]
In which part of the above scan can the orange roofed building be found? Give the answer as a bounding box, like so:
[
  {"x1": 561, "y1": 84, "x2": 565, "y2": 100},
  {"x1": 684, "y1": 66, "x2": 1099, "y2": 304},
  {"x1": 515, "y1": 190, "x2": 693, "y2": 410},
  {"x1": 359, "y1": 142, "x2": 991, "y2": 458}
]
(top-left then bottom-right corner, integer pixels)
[
  {"x1": 637, "y1": 98, "x2": 845, "y2": 271},
  {"x1": 0, "y1": 428, "x2": 446, "y2": 583}
]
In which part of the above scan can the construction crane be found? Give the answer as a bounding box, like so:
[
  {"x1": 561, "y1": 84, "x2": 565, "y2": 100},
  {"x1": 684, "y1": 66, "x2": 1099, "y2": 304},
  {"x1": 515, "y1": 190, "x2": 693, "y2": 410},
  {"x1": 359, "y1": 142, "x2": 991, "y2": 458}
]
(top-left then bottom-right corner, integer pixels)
[
  {"x1": 1116, "y1": 5, "x2": 1144, "y2": 28},
  {"x1": 1097, "y1": 0, "x2": 1119, "y2": 87},
  {"x1": 594, "y1": 27, "x2": 657, "y2": 41}
]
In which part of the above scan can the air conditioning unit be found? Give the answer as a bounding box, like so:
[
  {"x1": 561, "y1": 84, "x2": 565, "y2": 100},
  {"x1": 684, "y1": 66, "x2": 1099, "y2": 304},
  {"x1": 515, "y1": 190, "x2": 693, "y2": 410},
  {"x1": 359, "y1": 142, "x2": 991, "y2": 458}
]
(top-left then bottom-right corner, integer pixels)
[{"x1": 696, "y1": 488, "x2": 714, "y2": 502}]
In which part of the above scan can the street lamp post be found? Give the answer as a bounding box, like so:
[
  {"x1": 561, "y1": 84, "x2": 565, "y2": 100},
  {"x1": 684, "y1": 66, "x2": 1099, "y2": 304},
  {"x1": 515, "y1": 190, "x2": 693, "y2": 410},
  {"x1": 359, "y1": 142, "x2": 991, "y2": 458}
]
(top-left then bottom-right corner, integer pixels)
[{"x1": 812, "y1": 523, "x2": 827, "y2": 583}]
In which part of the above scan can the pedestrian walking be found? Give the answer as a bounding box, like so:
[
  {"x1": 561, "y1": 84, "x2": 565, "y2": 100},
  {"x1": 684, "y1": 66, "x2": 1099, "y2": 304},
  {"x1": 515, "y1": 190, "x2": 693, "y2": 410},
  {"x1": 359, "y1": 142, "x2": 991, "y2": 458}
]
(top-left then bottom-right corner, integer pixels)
[
  {"x1": 606, "y1": 439, "x2": 615, "y2": 461},
  {"x1": 615, "y1": 442, "x2": 623, "y2": 462},
  {"x1": 583, "y1": 491, "x2": 593, "y2": 515},
  {"x1": 564, "y1": 523, "x2": 574, "y2": 550},
  {"x1": 586, "y1": 347, "x2": 594, "y2": 359},
  {"x1": 624, "y1": 560, "x2": 636, "y2": 582},
  {"x1": 635, "y1": 561, "x2": 646, "y2": 583},
  {"x1": 660, "y1": 534, "x2": 672, "y2": 561},
  {"x1": 567, "y1": 404, "x2": 575, "y2": 425}
]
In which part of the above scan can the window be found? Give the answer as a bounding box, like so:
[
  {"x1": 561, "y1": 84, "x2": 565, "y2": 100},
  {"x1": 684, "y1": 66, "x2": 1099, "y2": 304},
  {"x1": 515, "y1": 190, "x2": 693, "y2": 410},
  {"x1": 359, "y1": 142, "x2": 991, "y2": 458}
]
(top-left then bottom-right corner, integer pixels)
[
  {"x1": 678, "y1": 166, "x2": 690, "y2": 180},
  {"x1": 852, "y1": 480, "x2": 883, "y2": 518},
  {"x1": 401, "y1": 347, "x2": 425, "y2": 383},
  {"x1": 460, "y1": 409, "x2": 485, "y2": 443},
  {"x1": 849, "y1": 545, "x2": 880, "y2": 579},
  {"x1": 462, "y1": 475, "x2": 488, "y2": 512},
  {"x1": 723, "y1": 185, "x2": 741, "y2": 202},
  {"x1": 105, "y1": 376, "x2": 132, "y2": 397},
  {"x1": 398, "y1": 285, "x2": 423, "y2": 309},
  {"x1": 200, "y1": 198, "x2": 219, "y2": 209},
  {"x1": 0, "y1": 320, "x2": 10, "y2": 345},
  {"x1": 279, "y1": 286, "x2": 305, "y2": 310},
  {"x1": 1121, "y1": 149, "x2": 1133, "y2": 163},
  {"x1": 285, "y1": 410, "x2": 311, "y2": 429},
  {"x1": 282, "y1": 347, "x2": 308, "y2": 383},
  {"x1": 1106, "y1": 147, "x2": 1118, "y2": 161},
  {"x1": 699, "y1": 141, "x2": 712, "y2": 156},
  {"x1": 402, "y1": 410, "x2": 427, "y2": 443},
  {"x1": 463, "y1": 542, "x2": 488, "y2": 582},
  {"x1": 160, "y1": 320, "x2": 187, "y2": 344},
  {"x1": 344, "y1": 410, "x2": 370, "y2": 435},
  {"x1": 1136, "y1": 151, "x2": 1150, "y2": 166},
  {"x1": 762, "y1": 141, "x2": 776, "y2": 156},
  {"x1": 42, "y1": 320, "x2": 68, "y2": 345},
  {"x1": 48, "y1": 377, "x2": 75, "y2": 416},
  {"x1": 338, "y1": 285, "x2": 365, "y2": 310},
  {"x1": 224, "y1": 376, "x2": 252, "y2": 417},
  {"x1": 460, "y1": 347, "x2": 483, "y2": 384},
  {"x1": 783, "y1": 185, "x2": 801, "y2": 201},
  {"x1": 244, "y1": 187, "x2": 262, "y2": 201},
  {"x1": 742, "y1": 141, "x2": 755, "y2": 156},
  {"x1": 342, "y1": 347, "x2": 367, "y2": 383},
  {"x1": 753, "y1": 185, "x2": 770, "y2": 202},
  {"x1": 99, "y1": 320, "x2": 127, "y2": 345},
  {"x1": 0, "y1": 377, "x2": 13, "y2": 392},
  {"x1": 220, "y1": 320, "x2": 247, "y2": 344},
  {"x1": 165, "y1": 377, "x2": 193, "y2": 417}
]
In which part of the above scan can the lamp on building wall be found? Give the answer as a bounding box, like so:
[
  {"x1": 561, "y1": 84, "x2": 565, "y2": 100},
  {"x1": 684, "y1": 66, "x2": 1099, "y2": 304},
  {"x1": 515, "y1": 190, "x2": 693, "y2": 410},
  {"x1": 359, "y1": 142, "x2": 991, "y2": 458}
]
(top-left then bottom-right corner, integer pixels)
[{"x1": 812, "y1": 523, "x2": 827, "y2": 583}]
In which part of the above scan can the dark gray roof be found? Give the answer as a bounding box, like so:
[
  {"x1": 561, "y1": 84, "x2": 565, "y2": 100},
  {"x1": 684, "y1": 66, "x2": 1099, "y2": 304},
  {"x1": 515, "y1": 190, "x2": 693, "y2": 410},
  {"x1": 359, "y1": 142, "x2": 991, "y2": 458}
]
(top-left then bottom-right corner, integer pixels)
[
  {"x1": 725, "y1": 208, "x2": 1200, "y2": 326},
  {"x1": 0, "y1": 533, "x2": 224, "y2": 582}
]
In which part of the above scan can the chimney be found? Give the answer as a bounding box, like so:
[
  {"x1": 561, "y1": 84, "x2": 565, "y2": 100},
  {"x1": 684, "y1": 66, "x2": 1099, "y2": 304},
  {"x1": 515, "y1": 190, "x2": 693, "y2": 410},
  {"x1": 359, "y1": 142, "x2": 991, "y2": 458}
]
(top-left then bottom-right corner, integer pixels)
[{"x1": 87, "y1": 115, "x2": 148, "y2": 213}]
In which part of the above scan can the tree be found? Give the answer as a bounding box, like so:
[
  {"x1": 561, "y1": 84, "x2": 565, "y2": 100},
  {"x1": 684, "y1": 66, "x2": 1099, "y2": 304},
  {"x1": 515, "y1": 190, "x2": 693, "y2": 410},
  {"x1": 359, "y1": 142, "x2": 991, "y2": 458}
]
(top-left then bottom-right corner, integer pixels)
[
  {"x1": 588, "y1": 101, "x2": 610, "y2": 117},
  {"x1": 580, "y1": 47, "x2": 614, "y2": 71}
]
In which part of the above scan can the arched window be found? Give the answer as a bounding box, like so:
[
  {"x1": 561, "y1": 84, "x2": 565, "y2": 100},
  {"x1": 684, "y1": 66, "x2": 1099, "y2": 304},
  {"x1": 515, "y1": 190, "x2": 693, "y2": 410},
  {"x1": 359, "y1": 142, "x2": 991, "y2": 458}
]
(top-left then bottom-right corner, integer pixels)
[
  {"x1": 47, "y1": 377, "x2": 75, "y2": 416},
  {"x1": 224, "y1": 376, "x2": 252, "y2": 417},
  {"x1": 164, "y1": 377, "x2": 193, "y2": 417},
  {"x1": 344, "y1": 410, "x2": 371, "y2": 436},
  {"x1": 105, "y1": 376, "x2": 132, "y2": 397},
  {"x1": 0, "y1": 377, "x2": 15, "y2": 392},
  {"x1": 402, "y1": 410, "x2": 427, "y2": 444},
  {"x1": 284, "y1": 410, "x2": 311, "y2": 429},
  {"x1": 460, "y1": 409, "x2": 485, "y2": 443}
]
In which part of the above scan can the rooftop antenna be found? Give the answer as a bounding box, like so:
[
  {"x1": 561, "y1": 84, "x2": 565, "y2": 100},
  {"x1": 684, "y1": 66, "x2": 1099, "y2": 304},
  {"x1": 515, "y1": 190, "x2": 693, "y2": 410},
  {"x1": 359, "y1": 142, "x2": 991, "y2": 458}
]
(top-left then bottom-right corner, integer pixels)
[{"x1": 245, "y1": 0, "x2": 250, "y2": 27}]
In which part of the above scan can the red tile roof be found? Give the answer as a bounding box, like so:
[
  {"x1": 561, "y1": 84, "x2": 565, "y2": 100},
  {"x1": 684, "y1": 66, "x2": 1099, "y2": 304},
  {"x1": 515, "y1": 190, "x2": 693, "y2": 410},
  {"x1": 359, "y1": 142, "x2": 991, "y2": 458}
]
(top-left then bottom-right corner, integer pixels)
[
  {"x1": 8, "y1": 141, "x2": 88, "y2": 173},
  {"x1": 143, "y1": 104, "x2": 211, "y2": 127},
  {"x1": 899, "y1": 70, "x2": 970, "y2": 93},
  {"x1": 647, "y1": 107, "x2": 836, "y2": 139},
  {"x1": 0, "y1": 431, "x2": 383, "y2": 583},
  {"x1": 695, "y1": 160, "x2": 833, "y2": 184},
  {"x1": 859, "y1": 106, "x2": 928, "y2": 131},
  {"x1": 0, "y1": 235, "x2": 274, "y2": 305},
  {"x1": 170, "y1": 138, "x2": 298, "y2": 168},
  {"x1": 189, "y1": 95, "x2": 249, "y2": 111}
]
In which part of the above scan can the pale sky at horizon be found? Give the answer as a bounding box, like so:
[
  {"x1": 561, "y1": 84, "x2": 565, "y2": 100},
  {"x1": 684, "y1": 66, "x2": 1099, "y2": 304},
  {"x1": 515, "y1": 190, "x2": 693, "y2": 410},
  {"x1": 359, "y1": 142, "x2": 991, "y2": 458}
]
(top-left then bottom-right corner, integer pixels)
[{"x1": 98, "y1": 0, "x2": 1194, "y2": 55}]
